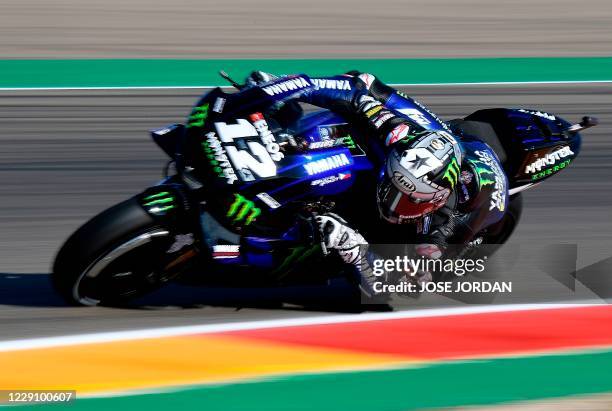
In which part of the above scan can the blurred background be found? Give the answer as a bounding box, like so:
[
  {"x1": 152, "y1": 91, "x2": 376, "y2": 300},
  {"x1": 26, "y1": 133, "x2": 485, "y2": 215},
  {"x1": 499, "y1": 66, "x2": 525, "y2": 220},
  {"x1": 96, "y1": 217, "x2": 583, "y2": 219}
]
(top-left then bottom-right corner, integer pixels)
[{"x1": 2, "y1": 0, "x2": 612, "y2": 58}]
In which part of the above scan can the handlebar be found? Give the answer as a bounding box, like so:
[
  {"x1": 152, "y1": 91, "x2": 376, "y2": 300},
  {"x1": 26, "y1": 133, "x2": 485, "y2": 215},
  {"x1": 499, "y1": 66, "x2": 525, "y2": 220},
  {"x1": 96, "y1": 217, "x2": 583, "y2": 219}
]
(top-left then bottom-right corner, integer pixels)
[{"x1": 219, "y1": 70, "x2": 244, "y2": 90}]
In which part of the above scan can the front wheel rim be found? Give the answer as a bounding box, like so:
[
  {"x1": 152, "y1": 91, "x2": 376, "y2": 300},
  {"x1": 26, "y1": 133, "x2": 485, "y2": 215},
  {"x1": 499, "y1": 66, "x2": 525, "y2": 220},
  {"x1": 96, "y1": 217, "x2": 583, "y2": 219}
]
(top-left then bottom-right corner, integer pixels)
[{"x1": 73, "y1": 229, "x2": 170, "y2": 306}]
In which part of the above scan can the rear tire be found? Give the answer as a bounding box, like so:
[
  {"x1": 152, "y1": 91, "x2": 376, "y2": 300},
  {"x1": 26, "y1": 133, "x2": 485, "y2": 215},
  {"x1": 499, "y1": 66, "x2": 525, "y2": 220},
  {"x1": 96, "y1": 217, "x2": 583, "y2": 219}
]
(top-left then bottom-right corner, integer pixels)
[{"x1": 52, "y1": 196, "x2": 183, "y2": 306}]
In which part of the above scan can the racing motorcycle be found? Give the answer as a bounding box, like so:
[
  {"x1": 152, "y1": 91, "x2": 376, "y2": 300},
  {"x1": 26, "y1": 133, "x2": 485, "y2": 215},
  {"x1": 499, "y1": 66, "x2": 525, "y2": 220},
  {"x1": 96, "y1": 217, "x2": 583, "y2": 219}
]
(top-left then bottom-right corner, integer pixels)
[{"x1": 52, "y1": 72, "x2": 598, "y2": 306}]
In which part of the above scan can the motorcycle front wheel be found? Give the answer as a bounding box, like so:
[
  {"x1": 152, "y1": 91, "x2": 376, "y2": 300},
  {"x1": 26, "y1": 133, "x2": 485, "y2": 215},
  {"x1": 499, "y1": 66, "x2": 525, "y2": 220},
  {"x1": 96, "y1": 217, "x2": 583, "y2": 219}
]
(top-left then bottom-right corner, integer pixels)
[{"x1": 52, "y1": 196, "x2": 195, "y2": 306}]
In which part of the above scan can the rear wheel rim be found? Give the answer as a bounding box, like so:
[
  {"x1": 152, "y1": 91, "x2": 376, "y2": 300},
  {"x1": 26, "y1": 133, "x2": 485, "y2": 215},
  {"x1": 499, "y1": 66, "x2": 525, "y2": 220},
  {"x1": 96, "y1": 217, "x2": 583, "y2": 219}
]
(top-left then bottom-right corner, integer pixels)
[{"x1": 73, "y1": 229, "x2": 170, "y2": 306}]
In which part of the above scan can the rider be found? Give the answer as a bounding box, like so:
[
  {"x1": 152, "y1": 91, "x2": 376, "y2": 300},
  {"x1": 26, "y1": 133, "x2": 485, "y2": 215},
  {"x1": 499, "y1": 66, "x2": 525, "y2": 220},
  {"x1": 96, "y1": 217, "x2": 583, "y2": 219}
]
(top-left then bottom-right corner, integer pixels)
[{"x1": 216, "y1": 71, "x2": 508, "y2": 296}]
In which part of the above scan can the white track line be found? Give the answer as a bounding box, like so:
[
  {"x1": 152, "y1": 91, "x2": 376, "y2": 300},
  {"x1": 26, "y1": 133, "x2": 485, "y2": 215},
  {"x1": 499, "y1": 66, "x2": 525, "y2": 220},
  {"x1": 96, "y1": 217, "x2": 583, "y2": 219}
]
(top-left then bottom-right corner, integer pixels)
[
  {"x1": 0, "y1": 303, "x2": 604, "y2": 353},
  {"x1": 0, "y1": 80, "x2": 611, "y2": 91}
]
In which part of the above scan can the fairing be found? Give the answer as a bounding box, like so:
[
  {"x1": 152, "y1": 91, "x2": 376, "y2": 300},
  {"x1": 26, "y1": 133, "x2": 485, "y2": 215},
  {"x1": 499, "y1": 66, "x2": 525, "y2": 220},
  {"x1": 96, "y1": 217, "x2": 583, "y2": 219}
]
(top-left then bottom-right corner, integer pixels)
[{"x1": 465, "y1": 108, "x2": 581, "y2": 187}]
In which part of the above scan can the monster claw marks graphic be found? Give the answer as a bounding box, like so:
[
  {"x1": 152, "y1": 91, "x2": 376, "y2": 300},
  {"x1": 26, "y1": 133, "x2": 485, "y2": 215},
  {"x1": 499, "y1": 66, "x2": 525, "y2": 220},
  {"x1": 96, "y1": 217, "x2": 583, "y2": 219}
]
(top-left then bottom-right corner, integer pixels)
[
  {"x1": 342, "y1": 136, "x2": 356, "y2": 149},
  {"x1": 187, "y1": 103, "x2": 209, "y2": 128},
  {"x1": 471, "y1": 150, "x2": 507, "y2": 212},
  {"x1": 442, "y1": 157, "x2": 460, "y2": 188},
  {"x1": 468, "y1": 159, "x2": 496, "y2": 189},
  {"x1": 143, "y1": 191, "x2": 176, "y2": 215},
  {"x1": 227, "y1": 194, "x2": 261, "y2": 225}
]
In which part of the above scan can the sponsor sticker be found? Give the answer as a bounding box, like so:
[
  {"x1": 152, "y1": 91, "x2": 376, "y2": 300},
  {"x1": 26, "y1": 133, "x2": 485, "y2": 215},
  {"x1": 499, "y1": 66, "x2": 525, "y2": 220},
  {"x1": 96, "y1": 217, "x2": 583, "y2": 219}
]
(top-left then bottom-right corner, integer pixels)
[
  {"x1": 256, "y1": 192, "x2": 281, "y2": 209},
  {"x1": 227, "y1": 194, "x2": 261, "y2": 225},
  {"x1": 311, "y1": 78, "x2": 352, "y2": 91},
  {"x1": 474, "y1": 150, "x2": 506, "y2": 212},
  {"x1": 531, "y1": 159, "x2": 571, "y2": 181},
  {"x1": 309, "y1": 140, "x2": 336, "y2": 149},
  {"x1": 262, "y1": 77, "x2": 311, "y2": 96},
  {"x1": 212, "y1": 244, "x2": 240, "y2": 259},
  {"x1": 187, "y1": 103, "x2": 209, "y2": 128},
  {"x1": 250, "y1": 113, "x2": 284, "y2": 162},
  {"x1": 461, "y1": 170, "x2": 474, "y2": 185},
  {"x1": 311, "y1": 172, "x2": 352, "y2": 186},
  {"x1": 365, "y1": 106, "x2": 383, "y2": 118},
  {"x1": 153, "y1": 127, "x2": 172, "y2": 136},
  {"x1": 430, "y1": 138, "x2": 445, "y2": 150},
  {"x1": 310, "y1": 136, "x2": 355, "y2": 150},
  {"x1": 518, "y1": 109, "x2": 556, "y2": 121},
  {"x1": 524, "y1": 146, "x2": 574, "y2": 174},
  {"x1": 374, "y1": 112, "x2": 395, "y2": 128},
  {"x1": 212, "y1": 97, "x2": 226, "y2": 113},
  {"x1": 203, "y1": 132, "x2": 238, "y2": 185},
  {"x1": 392, "y1": 171, "x2": 416, "y2": 193},
  {"x1": 303, "y1": 153, "x2": 351, "y2": 175}
]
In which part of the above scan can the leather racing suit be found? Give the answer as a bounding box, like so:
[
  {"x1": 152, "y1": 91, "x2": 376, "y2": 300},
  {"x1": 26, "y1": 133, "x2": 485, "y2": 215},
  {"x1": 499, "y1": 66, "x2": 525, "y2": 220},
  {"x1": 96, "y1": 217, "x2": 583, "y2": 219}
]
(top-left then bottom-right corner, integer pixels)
[{"x1": 247, "y1": 71, "x2": 509, "y2": 295}]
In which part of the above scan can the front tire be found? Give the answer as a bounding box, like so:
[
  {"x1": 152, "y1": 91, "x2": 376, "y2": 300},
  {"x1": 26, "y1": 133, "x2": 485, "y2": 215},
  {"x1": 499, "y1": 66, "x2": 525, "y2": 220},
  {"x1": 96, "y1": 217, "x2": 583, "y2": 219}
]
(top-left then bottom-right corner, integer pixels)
[{"x1": 52, "y1": 196, "x2": 189, "y2": 306}]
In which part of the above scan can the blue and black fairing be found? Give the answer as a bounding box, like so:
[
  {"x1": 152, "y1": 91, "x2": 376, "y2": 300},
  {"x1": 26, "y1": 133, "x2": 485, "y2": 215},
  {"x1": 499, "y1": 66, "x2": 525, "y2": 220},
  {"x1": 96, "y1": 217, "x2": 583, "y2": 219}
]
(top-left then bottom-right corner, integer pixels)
[
  {"x1": 457, "y1": 139, "x2": 509, "y2": 230},
  {"x1": 171, "y1": 85, "x2": 376, "y2": 236},
  {"x1": 464, "y1": 108, "x2": 581, "y2": 187},
  {"x1": 233, "y1": 111, "x2": 374, "y2": 214},
  {"x1": 151, "y1": 123, "x2": 185, "y2": 162}
]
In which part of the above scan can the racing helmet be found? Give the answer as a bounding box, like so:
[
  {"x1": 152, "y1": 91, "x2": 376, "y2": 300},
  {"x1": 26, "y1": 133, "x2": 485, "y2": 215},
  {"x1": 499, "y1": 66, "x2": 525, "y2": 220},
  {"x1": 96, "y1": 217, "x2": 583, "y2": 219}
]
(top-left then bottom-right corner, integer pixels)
[{"x1": 377, "y1": 131, "x2": 462, "y2": 224}]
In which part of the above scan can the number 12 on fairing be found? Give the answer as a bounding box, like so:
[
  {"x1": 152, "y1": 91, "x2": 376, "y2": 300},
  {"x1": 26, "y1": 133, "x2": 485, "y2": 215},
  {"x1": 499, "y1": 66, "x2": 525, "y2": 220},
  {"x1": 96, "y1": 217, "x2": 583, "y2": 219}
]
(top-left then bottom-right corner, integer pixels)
[{"x1": 215, "y1": 119, "x2": 277, "y2": 181}]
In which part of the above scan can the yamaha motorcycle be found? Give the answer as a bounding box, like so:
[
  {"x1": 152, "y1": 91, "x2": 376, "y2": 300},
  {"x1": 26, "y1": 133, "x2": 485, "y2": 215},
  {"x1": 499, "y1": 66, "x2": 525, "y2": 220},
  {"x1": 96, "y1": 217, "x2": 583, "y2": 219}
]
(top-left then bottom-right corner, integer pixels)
[{"x1": 52, "y1": 73, "x2": 597, "y2": 306}]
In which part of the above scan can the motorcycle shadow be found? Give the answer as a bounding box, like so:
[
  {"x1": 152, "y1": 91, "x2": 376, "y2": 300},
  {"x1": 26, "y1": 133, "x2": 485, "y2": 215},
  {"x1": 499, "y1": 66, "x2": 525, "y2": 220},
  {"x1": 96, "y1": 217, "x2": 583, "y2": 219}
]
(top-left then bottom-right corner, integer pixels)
[
  {"x1": 0, "y1": 273, "x2": 65, "y2": 307},
  {"x1": 0, "y1": 273, "x2": 387, "y2": 313},
  {"x1": 131, "y1": 278, "x2": 389, "y2": 313}
]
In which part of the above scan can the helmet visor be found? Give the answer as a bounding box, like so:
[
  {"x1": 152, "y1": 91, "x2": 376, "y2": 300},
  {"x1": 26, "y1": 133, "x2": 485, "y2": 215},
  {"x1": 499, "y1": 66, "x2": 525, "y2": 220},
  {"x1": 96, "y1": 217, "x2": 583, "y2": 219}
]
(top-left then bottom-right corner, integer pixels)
[{"x1": 377, "y1": 179, "x2": 445, "y2": 223}]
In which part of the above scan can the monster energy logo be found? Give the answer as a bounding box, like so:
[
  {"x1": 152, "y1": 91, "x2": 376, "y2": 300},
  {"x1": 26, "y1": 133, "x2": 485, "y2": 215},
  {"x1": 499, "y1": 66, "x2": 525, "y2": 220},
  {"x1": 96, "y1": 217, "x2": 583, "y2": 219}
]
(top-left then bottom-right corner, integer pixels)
[
  {"x1": 442, "y1": 157, "x2": 460, "y2": 188},
  {"x1": 227, "y1": 194, "x2": 261, "y2": 225},
  {"x1": 201, "y1": 132, "x2": 238, "y2": 184},
  {"x1": 531, "y1": 159, "x2": 571, "y2": 181},
  {"x1": 271, "y1": 244, "x2": 322, "y2": 277},
  {"x1": 468, "y1": 159, "x2": 496, "y2": 189},
  {"x1": 472, "y1": 150, "x2": 506, "y2": 212},
  {"x1": 342, "y1": 136, "x2": 356, "y2": 149},
  {"x1": 143, "y1": 191, "x2": 175, "y2": 213},
  {"x1": 201, "y1": 140, "x2": 221, "y2": 174},
  {"x1": 187, "y1": 103, "x2": 209, "y2": 128}
]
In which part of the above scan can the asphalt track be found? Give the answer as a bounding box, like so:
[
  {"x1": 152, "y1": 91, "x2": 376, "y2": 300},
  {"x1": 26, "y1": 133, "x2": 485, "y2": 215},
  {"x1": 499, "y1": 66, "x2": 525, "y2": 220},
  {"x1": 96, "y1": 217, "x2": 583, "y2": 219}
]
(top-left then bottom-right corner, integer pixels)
[
  {"x1": 2, "y1": 0, "x2": 611, "y2": 59},
  {"x1": 0, "y1": 83, "x2": 611, "y2": 340}
]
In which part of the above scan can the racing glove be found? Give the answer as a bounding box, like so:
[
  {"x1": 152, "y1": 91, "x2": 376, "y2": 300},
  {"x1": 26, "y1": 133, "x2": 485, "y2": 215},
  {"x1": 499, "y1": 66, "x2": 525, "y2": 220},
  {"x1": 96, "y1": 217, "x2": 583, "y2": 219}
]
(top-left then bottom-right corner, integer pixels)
[
  {"x1": 245, "y1": 70, "x2": 279, "y2": 87},
  {"x1": 315, "y1": 212, "x2": 380, "y2": 297}
]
